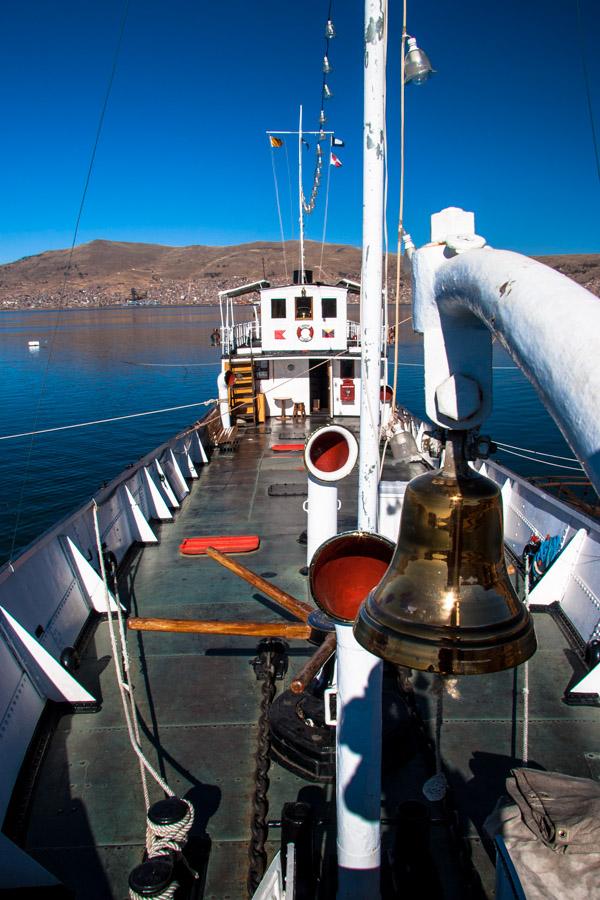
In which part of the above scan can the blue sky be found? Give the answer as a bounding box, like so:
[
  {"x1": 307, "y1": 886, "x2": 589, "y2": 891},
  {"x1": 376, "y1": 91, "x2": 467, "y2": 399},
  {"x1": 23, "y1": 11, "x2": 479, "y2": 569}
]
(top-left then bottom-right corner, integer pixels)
[{"x1": 0, "y1": 0, "x2": 598, "y2": 264}]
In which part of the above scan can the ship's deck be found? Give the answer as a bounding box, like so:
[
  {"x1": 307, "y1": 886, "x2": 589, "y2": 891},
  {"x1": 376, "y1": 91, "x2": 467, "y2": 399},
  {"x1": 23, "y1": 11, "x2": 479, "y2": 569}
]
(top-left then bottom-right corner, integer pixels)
[{"x1": 19, "y1": 418, "x2": 600, "y2": 899}]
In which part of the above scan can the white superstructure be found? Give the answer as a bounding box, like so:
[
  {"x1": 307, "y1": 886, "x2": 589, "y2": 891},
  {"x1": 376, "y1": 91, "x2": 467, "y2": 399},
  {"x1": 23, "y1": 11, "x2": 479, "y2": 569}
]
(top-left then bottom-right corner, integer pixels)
[{"x1": 219, "y1": 274, "x2": 388, "y2": 421}]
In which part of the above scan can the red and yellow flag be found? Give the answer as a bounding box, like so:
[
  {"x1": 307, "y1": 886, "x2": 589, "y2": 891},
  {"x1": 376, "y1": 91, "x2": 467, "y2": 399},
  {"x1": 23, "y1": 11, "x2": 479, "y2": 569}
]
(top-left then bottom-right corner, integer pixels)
[{"x1": 269, "y1": 135, "x2": 283, "y2": 148}]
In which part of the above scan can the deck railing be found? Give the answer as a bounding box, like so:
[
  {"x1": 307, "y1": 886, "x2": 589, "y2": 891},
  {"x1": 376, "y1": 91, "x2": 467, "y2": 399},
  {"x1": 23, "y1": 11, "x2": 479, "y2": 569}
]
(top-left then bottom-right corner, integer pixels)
[
  {"x1": 222, "y1": 318, "x2": 386, "y2": 353},
  {"x1": 221, "y1": 320, "x2": 260, "y2": 354}
]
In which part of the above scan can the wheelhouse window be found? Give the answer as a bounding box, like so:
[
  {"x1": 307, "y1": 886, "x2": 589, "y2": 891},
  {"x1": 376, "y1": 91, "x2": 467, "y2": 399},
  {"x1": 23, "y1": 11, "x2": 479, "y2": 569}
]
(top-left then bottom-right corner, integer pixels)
[
  {"x1": 255, "y1": 360, "x2": 270, "y2": 380},
  {"x1": 340, "y1": 360, "x2": 355, "y2": 378},
  {"x1": 271, "y1": 298, "x2": 286, "y2": 319},
  {"x1": 295, "y1": 295, "x2": 313, "y2": 320},
  {"x1": 322, "y1": 297, "x2": 337, "y2": 319}
]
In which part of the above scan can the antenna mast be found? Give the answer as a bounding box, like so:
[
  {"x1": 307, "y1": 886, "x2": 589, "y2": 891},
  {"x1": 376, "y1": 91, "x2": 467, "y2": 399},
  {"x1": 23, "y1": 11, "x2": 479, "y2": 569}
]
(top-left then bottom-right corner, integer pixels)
[{"x1": 298, "y1": 105, "x2": 306, "y2": 284}]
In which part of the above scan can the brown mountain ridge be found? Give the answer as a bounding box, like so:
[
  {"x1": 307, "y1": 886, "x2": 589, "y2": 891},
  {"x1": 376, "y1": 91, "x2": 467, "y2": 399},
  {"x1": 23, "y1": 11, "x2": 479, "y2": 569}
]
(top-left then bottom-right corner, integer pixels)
[{"x1": 0, "y1": 239, "x2": 598, "y2": 309}]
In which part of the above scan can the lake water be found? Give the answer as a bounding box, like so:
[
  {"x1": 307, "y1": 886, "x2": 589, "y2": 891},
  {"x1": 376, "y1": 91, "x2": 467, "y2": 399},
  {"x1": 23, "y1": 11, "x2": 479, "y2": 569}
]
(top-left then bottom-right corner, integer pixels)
[{"x1": 0, "y1": 305, "x2": 575, "y2": 565}]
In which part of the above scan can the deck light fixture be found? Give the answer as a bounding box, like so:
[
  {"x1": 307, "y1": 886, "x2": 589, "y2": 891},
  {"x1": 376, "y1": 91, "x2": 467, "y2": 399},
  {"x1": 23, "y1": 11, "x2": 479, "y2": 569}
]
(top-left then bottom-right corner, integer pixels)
[{"x1": 404, "y1": 36, "x2": 434, "y2": 85}]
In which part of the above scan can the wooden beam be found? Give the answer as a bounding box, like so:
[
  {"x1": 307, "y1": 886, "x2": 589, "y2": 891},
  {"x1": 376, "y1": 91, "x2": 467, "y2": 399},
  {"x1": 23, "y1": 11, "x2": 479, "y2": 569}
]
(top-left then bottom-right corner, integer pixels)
[
  {"x1": 205, "y1": 546, "x2": 314, "y2": 622},
  {"x1": 128, "y1": 617, "x2": 312, "y2": 638},
  {"x1": 290, "y1": 632, "x2": 337, "y2": 694}
]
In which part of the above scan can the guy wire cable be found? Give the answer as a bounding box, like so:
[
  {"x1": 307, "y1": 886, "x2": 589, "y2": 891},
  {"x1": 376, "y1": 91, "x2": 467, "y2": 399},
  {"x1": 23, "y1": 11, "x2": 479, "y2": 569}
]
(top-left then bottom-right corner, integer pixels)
[{"x1": 8, "y1": 0, "x2": 131, "y2": 564}]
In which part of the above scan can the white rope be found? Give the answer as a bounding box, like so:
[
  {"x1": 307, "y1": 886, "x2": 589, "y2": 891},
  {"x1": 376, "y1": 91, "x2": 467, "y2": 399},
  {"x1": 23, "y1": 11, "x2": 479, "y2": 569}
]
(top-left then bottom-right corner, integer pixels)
[
  {"x1": 497, "y1": 447, "x2": 584, "y2": 472},
  {"x1": 0, "y1": 400, "x2": 216, "y2": 442},
  {"x1": 522, "y1": 555, "x2": 530, "y2": 764},
  {"x1": 495, "y1": 441, "x2": 581, "y2": 464},
  {"x1": 92, "y1": 503, "x2": 174, "y2": 805},
  {"x1": 269, "y1": 142, "x2": 289, "y2": 282},
  {"x1": 434, "y1": 675, "x2": 444, "y2": 774},
  {"x1": 130, "y1": 877, "x2": 178, "y2": 900},
  {"x1": 93, "y1": 503, "x2": 196, "y2": 897},
  {"x1": 146, "y1": 804, "x2": 195, "y2": 858}
]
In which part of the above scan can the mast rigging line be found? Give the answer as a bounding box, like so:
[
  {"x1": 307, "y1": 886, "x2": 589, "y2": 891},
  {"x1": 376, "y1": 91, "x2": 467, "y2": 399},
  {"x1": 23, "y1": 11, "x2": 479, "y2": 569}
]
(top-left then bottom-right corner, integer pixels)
[
  {"x1": 7, "y1": 0, "x2": 131, "y2": 564},
  {"x1": 318, "y1": 136, "x2": 334, "y2": 279},
  {"x1": 494, "y1": 441, "x2": 581, "y2": 463},
  {"x1": 0, "y1": 401, "x2": 214, "y2": 442},
  {"x1": 2, "y1": 351, "x2": 354, "y2": 442},
  {"x1": 269, "y1": 143, "x2": 289, "y2": 281},
  {"x1": 575, "y1": 0, "x2": 600, "y2": 186},
  {"x1": 497, "y1": 447, "x2": 584, "y2": 472},
  {"x1": 390, "y1": 0, "x2": 408, "y2": 418}
]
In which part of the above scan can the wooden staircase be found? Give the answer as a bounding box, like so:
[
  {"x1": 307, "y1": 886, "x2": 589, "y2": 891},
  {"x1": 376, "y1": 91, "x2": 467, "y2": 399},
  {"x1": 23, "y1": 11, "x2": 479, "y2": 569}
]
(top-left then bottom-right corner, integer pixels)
[{"x1": 228, "y1": 359, "x2": 256, "y2": 423}]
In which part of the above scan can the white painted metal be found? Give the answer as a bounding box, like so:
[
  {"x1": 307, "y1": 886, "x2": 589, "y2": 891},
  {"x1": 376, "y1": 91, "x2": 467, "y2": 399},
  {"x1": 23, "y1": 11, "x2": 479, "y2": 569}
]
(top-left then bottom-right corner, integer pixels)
[
  {"x1": 175, "y1": 449, "x2": 198, "y2": 480},
  {"x1": 335, "y1": 623, "x2": 383, "y2": 889},
  {"x1": 285, "y1": 842, "x2": 296, "y2": 900},
  {"x1": 482, "y1": 458, "x2": 600, "y2": 649},
  {"x1": 0, "y1": 833, "x2": 61, "y2": 890},
  {"x1": 305, "y1": 425, "x2": 359, "y2": 483},
  {"x1": 377, "y1": 481, "x2": 408, "y2": 542},
  {"x1": 305, "y1": 476, "x2": 339, "y2": 566},
  {"x1": 196, "y1": 432, "x2": 209, "y2": 464},
  {"x1": 123, "y1": 485, "x2": 158, "y2": 544},
  {"x1": 333, "y1": 2, "x2": 387, "y2": 895},
  {"x1": 413, "y1": 209, "x2": 600, "y2": 489},
  {"x1": 143, "y1": 467, "x2": 173, "y2": 522},
  {"x1": 528, "y1": 529, "x2": 587, "y2": 607},
  {"x1": 570, "y1": 662, "x2": 600, "y2": 696},
  {"x1": 0, "y1": 607, "x2": 95, "y2": 703},
  {"x1": 0, "y1": 539, "x2": 91, "y2": 655},
  {"x1": 163, "y1": 448, "x2": 190, "y2": 502},
  {"x1": 217, "y1": 371, "x2": 232, "y2": 429},
  {"x1": 61, "y1": 536, "x2": 119, "y2": 613},
  {"x1": 251, "y1": 850, "x2": 285, "y2": 900},
  {"x1": 358, "y1": 1, "x2": 386, "y2": 533},
  {"x1": 153, "y1": 459, "x2": 180, "y2": 508}
]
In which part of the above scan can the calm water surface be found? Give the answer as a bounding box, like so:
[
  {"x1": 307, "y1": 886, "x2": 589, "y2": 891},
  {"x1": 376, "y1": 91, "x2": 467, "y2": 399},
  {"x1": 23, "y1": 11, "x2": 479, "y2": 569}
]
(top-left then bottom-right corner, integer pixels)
[{"x1": 0, "y1": 305, "x2": 573, "y2": 565}]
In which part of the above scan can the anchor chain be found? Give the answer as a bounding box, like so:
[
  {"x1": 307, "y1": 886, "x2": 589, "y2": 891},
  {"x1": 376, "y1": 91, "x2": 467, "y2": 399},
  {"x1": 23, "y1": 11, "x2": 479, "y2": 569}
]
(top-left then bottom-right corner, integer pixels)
[{"x1": 247, "y1": 640, "x2": 285, "y2": 896}]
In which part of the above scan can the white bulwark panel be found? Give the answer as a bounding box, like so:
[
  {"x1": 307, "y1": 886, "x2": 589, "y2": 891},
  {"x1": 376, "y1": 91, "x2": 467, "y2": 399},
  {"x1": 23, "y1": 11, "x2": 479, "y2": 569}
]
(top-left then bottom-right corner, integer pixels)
[{"x1": 261, "y1": 284, "x2": 348, "y2": 352}]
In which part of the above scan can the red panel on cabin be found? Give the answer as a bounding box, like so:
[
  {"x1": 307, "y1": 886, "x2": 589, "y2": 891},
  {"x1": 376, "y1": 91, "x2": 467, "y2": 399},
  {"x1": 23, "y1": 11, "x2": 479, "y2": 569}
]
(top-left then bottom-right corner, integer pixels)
[
  {"x1": 179, "y1": 536, "x2": 260, "y2": 555},
  {"x1": 271, "y1": 444, "x2": 305, "y2": 452}
]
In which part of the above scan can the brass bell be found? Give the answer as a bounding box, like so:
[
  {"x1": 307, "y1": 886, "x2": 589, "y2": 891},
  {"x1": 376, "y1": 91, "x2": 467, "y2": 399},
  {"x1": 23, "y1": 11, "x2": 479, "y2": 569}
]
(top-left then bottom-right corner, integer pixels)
[{"x1": 354, "y1": 432, "x2": 536, "y2": 674}]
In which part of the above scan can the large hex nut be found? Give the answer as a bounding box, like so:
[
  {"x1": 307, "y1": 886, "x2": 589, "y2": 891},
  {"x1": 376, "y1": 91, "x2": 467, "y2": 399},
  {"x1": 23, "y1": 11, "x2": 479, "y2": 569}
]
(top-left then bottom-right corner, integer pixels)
[{"x1": 434, "y1": 374, "x2": 482, "y2": 422}]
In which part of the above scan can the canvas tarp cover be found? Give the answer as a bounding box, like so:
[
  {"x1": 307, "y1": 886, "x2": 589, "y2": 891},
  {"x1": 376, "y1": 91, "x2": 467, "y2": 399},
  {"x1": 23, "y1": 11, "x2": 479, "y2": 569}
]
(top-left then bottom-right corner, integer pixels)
[{"x1": 485, "y1": 768, "x2": 600, "y2": 898}]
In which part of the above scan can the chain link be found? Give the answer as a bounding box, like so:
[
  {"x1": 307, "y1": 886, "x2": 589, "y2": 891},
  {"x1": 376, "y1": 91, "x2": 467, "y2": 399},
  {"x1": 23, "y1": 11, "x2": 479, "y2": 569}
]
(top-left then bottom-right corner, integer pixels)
[{"x1": 247, "y1": 645, "x2": 278, "y2": 896}]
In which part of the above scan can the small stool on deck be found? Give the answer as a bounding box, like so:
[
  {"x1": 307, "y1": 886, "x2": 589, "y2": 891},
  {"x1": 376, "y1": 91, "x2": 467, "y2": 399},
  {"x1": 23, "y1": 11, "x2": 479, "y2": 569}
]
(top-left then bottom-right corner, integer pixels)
[
  {"x1": 292, "y1": 402, "x2": 306, "y2": 420},
  {"x1": 275, "y1": 397, "x2": 292, "y2": 421}
]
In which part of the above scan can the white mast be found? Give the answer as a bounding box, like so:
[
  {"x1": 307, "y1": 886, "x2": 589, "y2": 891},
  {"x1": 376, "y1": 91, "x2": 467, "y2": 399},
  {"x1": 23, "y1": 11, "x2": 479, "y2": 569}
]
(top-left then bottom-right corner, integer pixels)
[
  {"x1": 298, "y1": 105, "x2": 305, "y2": 284},
  {"x1": 334, "y1": 1, "x2": 386, "y2": 898}
]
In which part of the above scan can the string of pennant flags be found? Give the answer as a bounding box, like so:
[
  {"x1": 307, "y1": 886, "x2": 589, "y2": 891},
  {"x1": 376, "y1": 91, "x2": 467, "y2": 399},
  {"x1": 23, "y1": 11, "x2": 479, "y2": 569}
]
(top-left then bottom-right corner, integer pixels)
[
  {"x1": 269, "y1": 134, "x2": 344, "y2": 168},
  {"x1": 268, "y1": 4, "x2": 344, "y2": 214}
]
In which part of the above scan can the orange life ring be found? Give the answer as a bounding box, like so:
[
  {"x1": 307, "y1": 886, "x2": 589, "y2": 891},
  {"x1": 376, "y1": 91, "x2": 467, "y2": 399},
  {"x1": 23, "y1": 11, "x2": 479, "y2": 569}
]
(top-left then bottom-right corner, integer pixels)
[{"x1": 297, "y1": 325, "x2": 314, "y2": 342}]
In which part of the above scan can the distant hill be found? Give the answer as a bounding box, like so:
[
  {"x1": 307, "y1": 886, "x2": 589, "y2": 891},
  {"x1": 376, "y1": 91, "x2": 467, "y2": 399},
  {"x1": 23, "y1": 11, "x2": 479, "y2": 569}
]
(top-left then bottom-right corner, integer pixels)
[{"x1": 0, "y1": 238, "x2": 598, "y2": 309}]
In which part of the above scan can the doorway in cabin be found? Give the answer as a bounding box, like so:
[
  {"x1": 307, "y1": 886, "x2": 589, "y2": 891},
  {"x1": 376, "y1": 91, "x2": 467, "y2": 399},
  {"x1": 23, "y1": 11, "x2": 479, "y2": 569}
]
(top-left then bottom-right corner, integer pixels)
[{"x1": 309, "y1": 359, "x2": 330, "y2": 415}]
